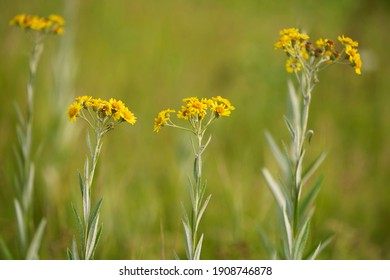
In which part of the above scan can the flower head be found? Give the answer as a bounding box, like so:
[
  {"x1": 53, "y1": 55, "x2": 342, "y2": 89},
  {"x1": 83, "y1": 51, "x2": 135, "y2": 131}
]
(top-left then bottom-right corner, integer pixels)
[
  {"x1": 178, "y1": 97, "x2": 208, "y2": 120},
  {"x1": 154, "y1": 109, "x2": 175, "y2": 132},
  {"x1": 285, "y1": 58, "x2": 302, "y2": 73},
  {"x1": 154, "y1": 96, "x2": 234, "y2": 134},
  {"x1": 10, "y1": 14, "x2": 65, "y2": 35},
  {"x1": 210, "y1": 96, "x2": 235, "y2": 118},
  {"x1": 67, "y1": 96, "x2": 136, "y2": 135},
  {"x1": 276, "y1": 27, "x2": 362, "y2": 75},
  {"x1": 345, "y1": 45, "x2": 362, "y2": 75},
  {"x1": 122, "y1": 107, "x2": 137, "y2": 125},
  {"x1": 67, "y1": 102, "x2": 83, "y2": 122}
]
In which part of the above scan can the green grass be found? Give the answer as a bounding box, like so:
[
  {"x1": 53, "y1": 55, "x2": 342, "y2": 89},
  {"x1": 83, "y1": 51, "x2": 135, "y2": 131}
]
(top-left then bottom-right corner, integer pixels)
[{"x1": 1, "y1": 0, "x2": 390, "y2": 259}]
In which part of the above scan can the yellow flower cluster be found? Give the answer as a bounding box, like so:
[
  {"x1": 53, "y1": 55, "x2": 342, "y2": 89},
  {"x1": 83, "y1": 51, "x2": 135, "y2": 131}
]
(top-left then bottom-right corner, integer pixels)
[
  {"x1": 67, "y1": 96, "x2": 136, "y2": 131},
  {"x1": 275, "y1": 27, "x2": 362, "y2": 75},
  {"x1": 338, "y1": 35, "x2": 362, "y2": 75},
  {"x1": 154, "y1": 96, "x2": 235, "y2": 133},
  {"x1": 9, "y1": 14, "x2": 65, "y2": 35}
]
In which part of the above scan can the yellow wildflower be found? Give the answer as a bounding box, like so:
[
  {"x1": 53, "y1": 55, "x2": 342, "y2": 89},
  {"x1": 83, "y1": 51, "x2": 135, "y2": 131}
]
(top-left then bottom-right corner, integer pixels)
[
  {"x1": 210, "y1": 102, "x2": 231, "y2": 118},
  {"x1": 212, "y1": 96, "x2": 235, "y2": 111},
  {"x1": 67, "y1": 102, "x2": 83, "y2": 122},
  {"x1": 181, "y1": 97, "x2": 208, "y2": 120},
  {"x1": 97, "y1": 99, "x2": 112, "y2": 117},
  {"x1": 48, "y1": 14, "x2": 65, "y2": 25},
  {"x1": 9, "y1": 13, "x2": 65, "y2": 35},
  {"x1": 345, "y1": 45, "x2": 362, "y2": 75},
  {"x1": 109, "y1": 98, "x2": 126, "y2": 120},
  {"x1": 122, "y1": 107, "x2": 137, "y2": 125},
  {"x1": 285, "y1": 58, "x2": 302, "y2": 73},
  {"x1": 154, "y1": 109, "x2": 175, "y2": 132},
  {"x1": 76, "y1": 95, "x2": 92, "y2": 107},
  {"x1": 338, "y1": 35, "x2": 358, "y2": 48}
]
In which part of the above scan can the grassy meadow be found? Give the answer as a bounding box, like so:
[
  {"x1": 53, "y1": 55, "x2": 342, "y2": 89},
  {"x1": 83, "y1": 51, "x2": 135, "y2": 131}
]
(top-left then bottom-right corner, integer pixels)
[{"x1": 1, "y1": 0, "x2": 390, "y2": 259}]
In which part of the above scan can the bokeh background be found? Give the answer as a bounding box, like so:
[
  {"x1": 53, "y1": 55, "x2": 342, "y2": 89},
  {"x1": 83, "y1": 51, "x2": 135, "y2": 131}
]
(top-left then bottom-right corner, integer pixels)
[{"x1": 1, "y1": 0, "x2": 389, "y2": 259}]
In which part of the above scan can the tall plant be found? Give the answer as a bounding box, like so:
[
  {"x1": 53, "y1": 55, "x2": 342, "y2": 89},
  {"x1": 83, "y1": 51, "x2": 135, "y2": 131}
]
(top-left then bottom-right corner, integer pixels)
[
  {"x1": 154, "y1": 96, "x2": 235, "y2": 260},
  {"x1": 66, "y1": 96, "x2": 136, "y2": 259},
  {"x1": 261, "y1": 28, "x2": 362, "y2": 259},
  {"x1": 0, "y1": 14, "x2": 64, "y2": 260}
]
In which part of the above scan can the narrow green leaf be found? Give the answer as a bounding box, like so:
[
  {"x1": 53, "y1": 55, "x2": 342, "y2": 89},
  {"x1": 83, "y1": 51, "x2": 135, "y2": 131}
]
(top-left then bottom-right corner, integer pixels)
[
  {"x1": 77, "y1": 171, "x2": 84, "y2": 197},
  {"x1": 283, "y1": 116, "x2": 296, "y2": 140},
  {"x1": 90, "y1": 223, "x2": 103, "y2": 260},
  {"x1": 71, "y1": 203, "x2": 84, "y2": 251},
  {"x1": 14, "y1": 199, "x2": 26, "y2": 252},
  {"x1": 306, "y1": 234, "x2": 334, "y2": 260},
  {"x1": 262, "y1": 168, "x2": 285, "y2": 210},
  {"x1": 287, "y1": 80, "x2": 300, "y2": 129},
  {"x1": 257, "y1": 226, "x2": 277, "y2": 259},
  {"x1": 302, "y1": 151, "x2": 327, "y2": 186},
  {"x1": 193, "y1": 156, "x2": 199, "y2": 184},
  {"x1": 198, "y1": 180, "x2": 207, "y2": 206},
  {"x1": 22, "y1": 163, "x2": 35, "y2": 211},
  {"x1": 71, "y1": 236, "x2": 79, "y2": 260},
  {"x1": 182, "y1": 220, "x2": 193, "y2": 260},
  {"x1": 299, "y1": 175, "x2": 323, "y2": 217},
  {"x1": 196, "y1": 194, "x2": 211, "y2": 231},
  {"x1": 67, "y1": 248, "x2": 74, "y2": 260},
  {"x1": 173, "y1": 251, "x2": 180, "y2": 260},
  {"x1": 0, "y1": 237, "x2": 13, "y2": 259},
  {"x1": 293, "y1": 219, "x2": 310, "y2": 260},
  {"x1": 265, "y1": 131, "x2": 289, "y2": 175},
  {"x1": 282, "y1": 207, "x2": 293, "y2": 259},
  {"x1": 26, "y1": 218, "x2": 47, "y2": 260},
  {"x1": 193, "y1": 234, "x2": 204, "y2": 260},
  {"x1": 86, "y1": 213, "x2": 100, "y2": 260},
  {"x1": 180, "y1": 202, "x2": 189, "y2": 225},
  {"x1": 277, "y1": 177, "x2": 293, "y2": 219},
  {"x1": 88, "y1": 198, "x2": 104, "y2": 232},
  {"x1": 186, "y1": 177, "x2": 195, "y2": 210},
  {"x1": 14, "y1": 102, "x2": 26, "y2": 128}
]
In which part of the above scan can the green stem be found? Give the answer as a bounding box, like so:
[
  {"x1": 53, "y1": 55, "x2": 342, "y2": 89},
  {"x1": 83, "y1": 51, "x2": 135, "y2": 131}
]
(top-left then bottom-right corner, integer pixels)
[{"x1": 292, "y1": 70, "x2": 313, "y2": 245}]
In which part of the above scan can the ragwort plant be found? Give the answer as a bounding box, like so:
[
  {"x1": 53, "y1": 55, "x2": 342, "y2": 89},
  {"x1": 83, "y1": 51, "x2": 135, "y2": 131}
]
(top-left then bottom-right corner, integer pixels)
[
  {"x1": 0, "y1": 14, "x2": 64, "y2": 260},
  {"x1": 66, "y1": 96, "x2": 136, "y2": 260},
  {"x1": 154, "y1": 96, "x2": 235, "y2": 260},
  {"x1": 261, "y1": 28, "x2": 362, "y2": 259}
]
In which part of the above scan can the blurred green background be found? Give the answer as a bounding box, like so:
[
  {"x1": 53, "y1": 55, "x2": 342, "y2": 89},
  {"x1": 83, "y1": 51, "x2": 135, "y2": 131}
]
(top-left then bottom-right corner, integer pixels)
[{"x1": 1, "y1": 0, "x2": 389, "y2": 259}]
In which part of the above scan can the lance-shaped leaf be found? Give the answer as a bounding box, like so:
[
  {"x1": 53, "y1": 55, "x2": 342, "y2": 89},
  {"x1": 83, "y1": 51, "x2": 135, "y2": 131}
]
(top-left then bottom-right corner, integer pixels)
[
  {"x1": 287, "y1": 79, "x2": 300, "y2": 129},
  {"x1": 265, "y1": 131, "x2": 289, "y2": 176},
  {"x1": 88, "y1": 198, "x2": 103, "y2": 232},
  {"x1": 85, "y1": 212, "x2": 100, "y2": 260},
  {"x1": 0, "y1": 237, "x2": 13, "y2": 260},
  {"x1": 302, "y1": 151, "x2": 327, "y2": 186},
  {"x1": 182, "y1": 220, "x2": 193, "y2": 260},
  {"x1": 262, "y1": 168, "x2": 286, "y2": 210},
  {"x1": 305, "y1": 234, "x2": 334, "y2": 260},
  {"x1": 299, "y1": 175, "x2": 323, "y2": 217},
  {"x1": 14, "y1": 199, "x2": 26, "y2": 251},
  {"x1": 281, "y1": 207, "x2": 293, "y2": 259},
  {"x1": 196, "y1": 194, "x2": 211, "y2": 232},
  {"x1": 193, "y1": 234, "x2": 204, "y2": 260},
  {"x1": 293, "y1": 219, "x2": 310, "y2": 260},
  {"x1": 71, "y1": 203, "x2": 84, "y2": 251},
  {"x1": 26, "y1": 218, "x2": 47, "y2": 260}
]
